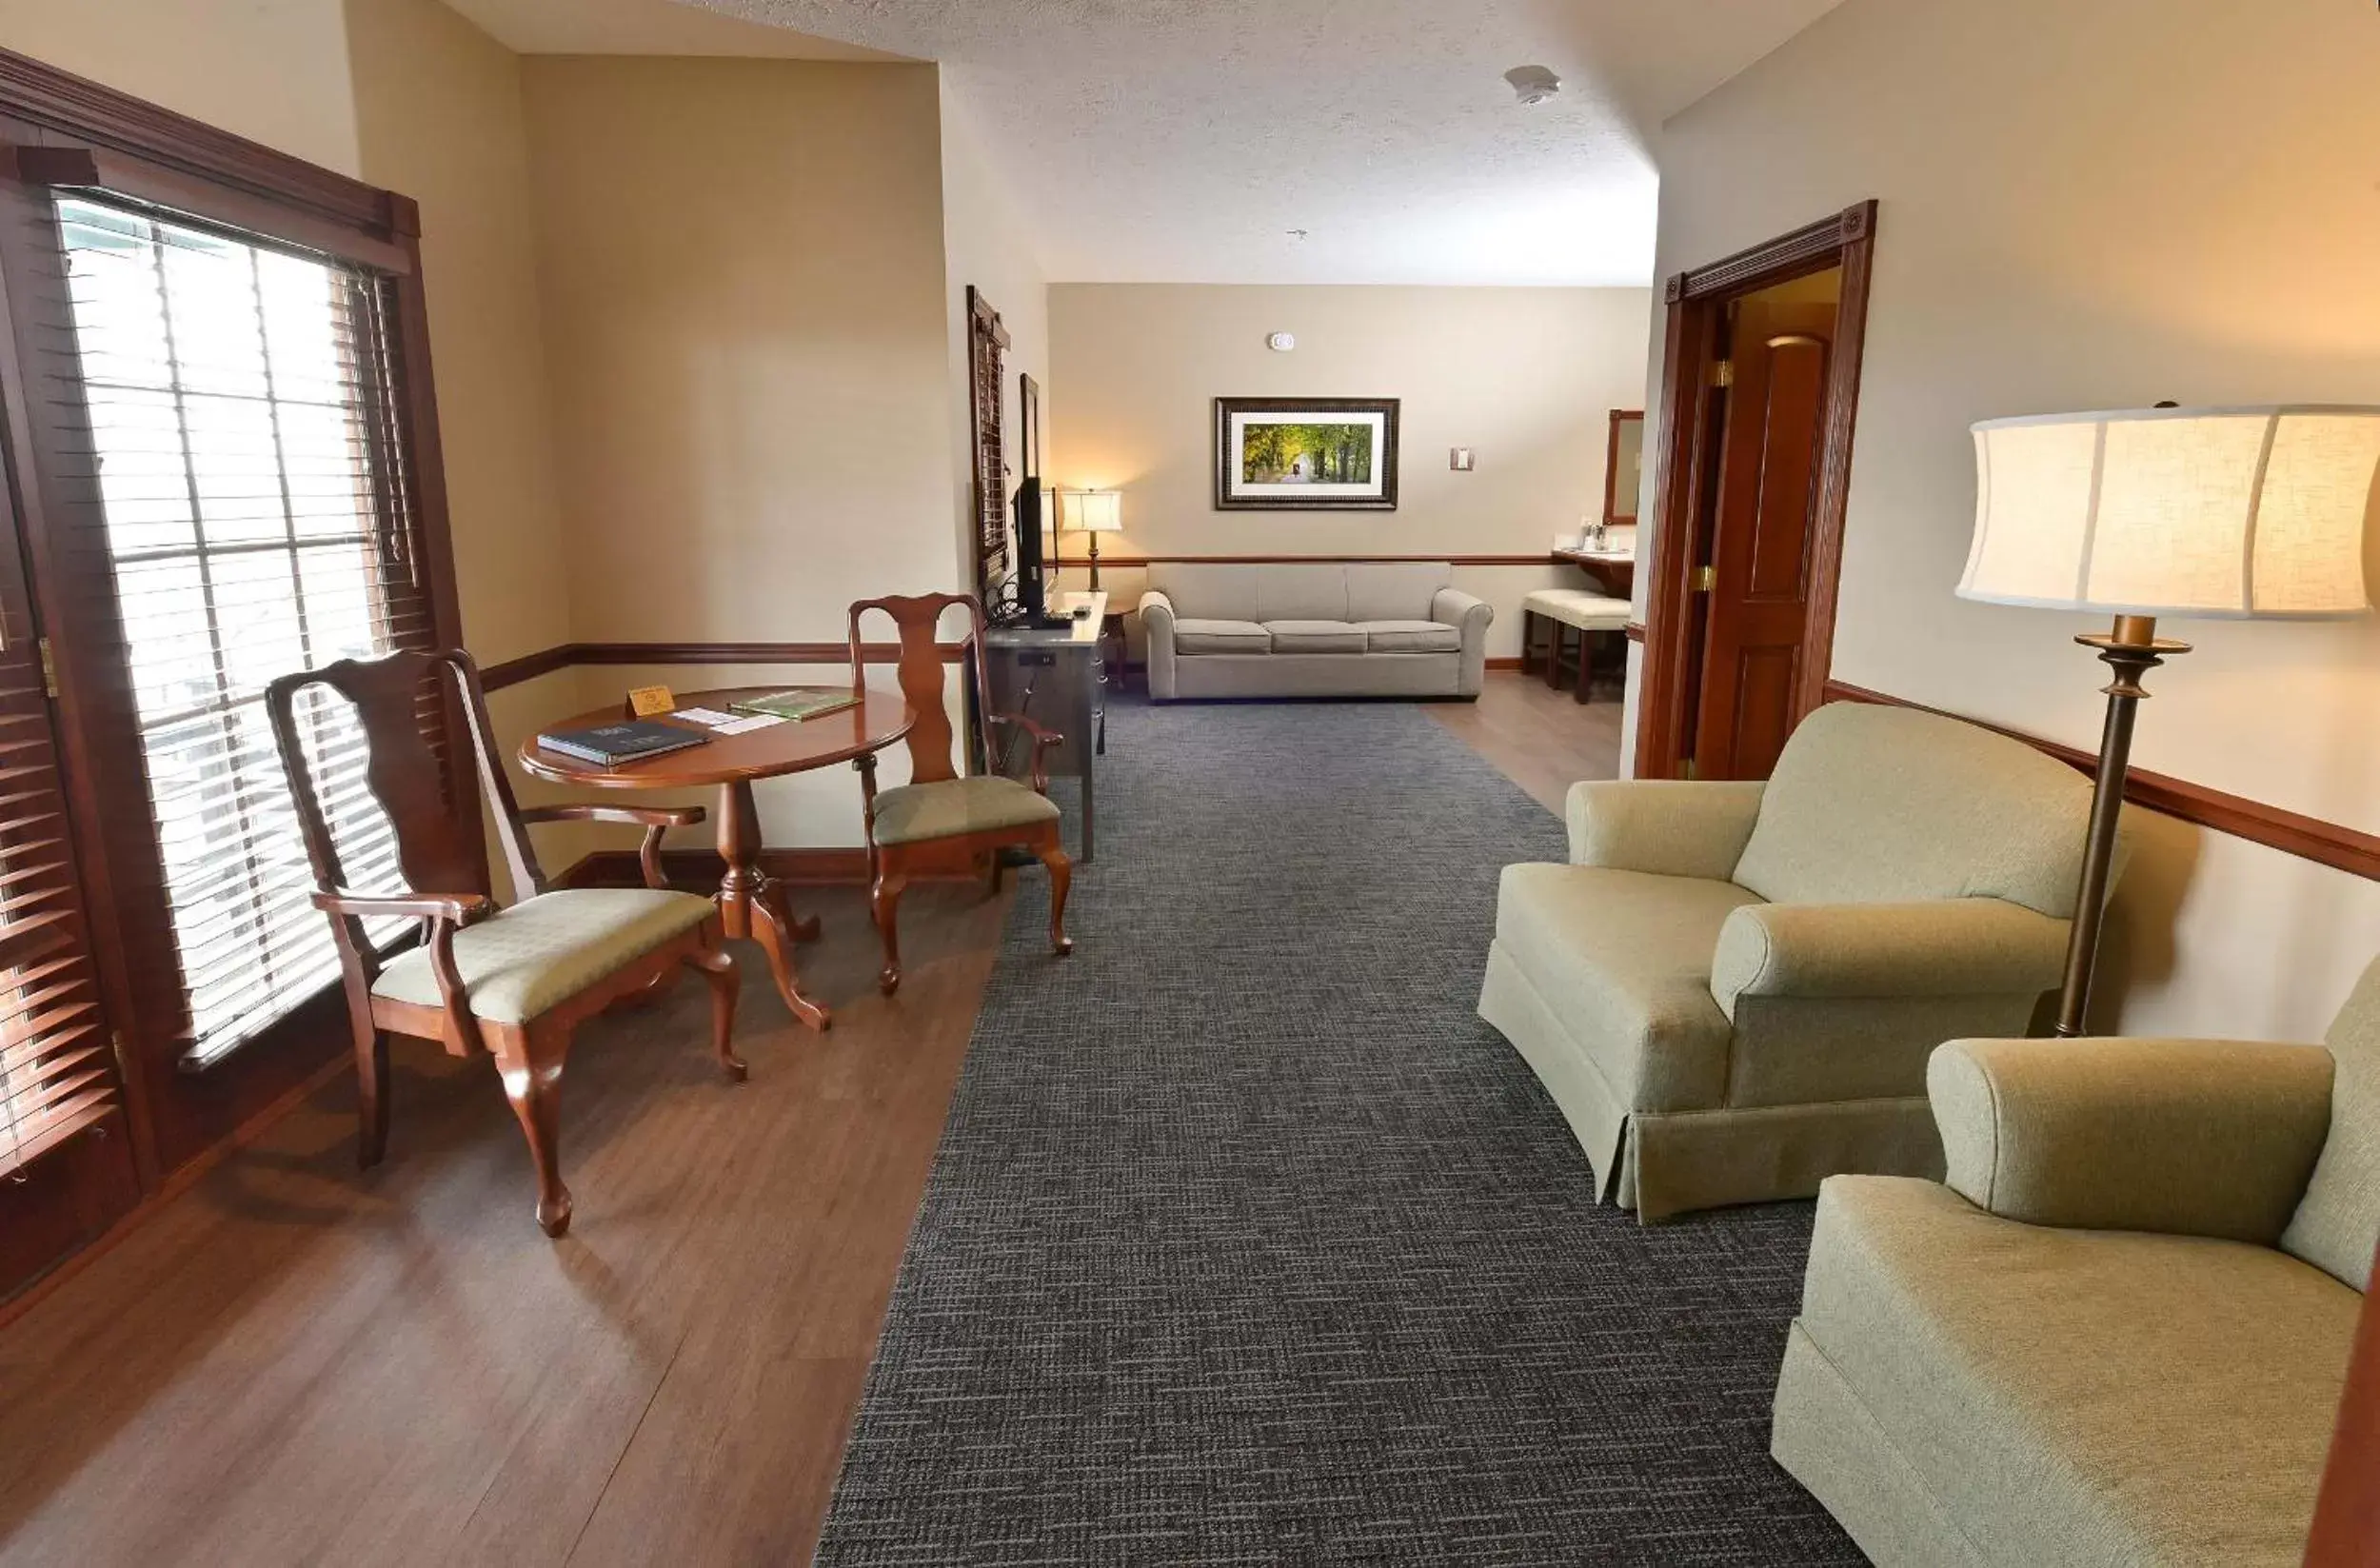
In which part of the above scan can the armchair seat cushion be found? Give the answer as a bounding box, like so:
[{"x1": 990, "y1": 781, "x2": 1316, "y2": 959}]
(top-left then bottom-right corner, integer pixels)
[
  {"x1": 1357, "y1": 620, "x2": 1461, "y2": 654},
  {"x1": 1795, "y1": 1176, "x2": 2357, "y2": 1567},
  {"x1": 1262, "y1": 620, "x2": 1367, "y2": 654},
  {"x1": 1172, "y1": 617, "x2": 1271, "y2": 655},
  {"x1": 373, "y1": 887, "x2": 715, "y2": 1024},
  {"x1": 873, "y1": 774, "x2": 1060, "y2": 847},
  {"x1": 1494, "y1": 863, "x2": 1755, "y2": 1112}
]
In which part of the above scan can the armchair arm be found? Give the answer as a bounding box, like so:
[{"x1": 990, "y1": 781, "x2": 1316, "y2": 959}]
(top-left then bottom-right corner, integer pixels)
[
  {"x1": 987, "y1": 711, "x2": 1061, "y2": 792},
  {"x1": 1431, "y1": 587, "x2": 1493, "y2": 695},
  {"x1": 1566, "y1": 779, "x2": 1764, "y2": 878},
  {"x1": 1709, "y1": 898, "x2": 2068, "y2": 1018},
  {"x1": 1928, "y1": 1036, "x2": 2334, "y2": 1242},
  {"x1": 518, "y1": 803, "x2": 706, "y2": 890},
  {"x1": 312, "y1": 889, "x2": 494, "y2": 924},
  {"x1": 1139, "y1": 590, "x2": 1178, "y2": 700}
]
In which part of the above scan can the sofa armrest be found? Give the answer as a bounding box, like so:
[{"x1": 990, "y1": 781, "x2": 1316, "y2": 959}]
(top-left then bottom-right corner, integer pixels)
[
  {"x1": 1928, "y1": 1036, "x2": 2334, "y2": 1242},
  {"x1": 1566, "y1": 779, "x2": 1764, "y2": 878},
  {"x1": 1431, "y1": 587, "x2": 1492, "y2": 697},
  {"x1": 1139, "y1": 590, "x2": 1178, "y2": 700},
  {"x1": 1710, "y1": 898, "x2": 2069, "y2": 1018}
]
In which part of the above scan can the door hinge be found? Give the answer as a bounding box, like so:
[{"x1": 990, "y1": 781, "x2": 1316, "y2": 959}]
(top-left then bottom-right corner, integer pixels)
[
  {"x1": 1711, "y1": 359, "x2": 1735, "y2": 388},
  {"x1": 37, "y1": 635, "x2": 57, "y2": 699},
  {"x1": 1691, "y1": 565, "x2": 1716, "y2": 593}
]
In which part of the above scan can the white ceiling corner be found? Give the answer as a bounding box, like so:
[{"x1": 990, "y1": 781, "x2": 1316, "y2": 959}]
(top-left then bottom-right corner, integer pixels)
[{"x1": 480, "y1": 0, "x2": 1848, "y2": 285}]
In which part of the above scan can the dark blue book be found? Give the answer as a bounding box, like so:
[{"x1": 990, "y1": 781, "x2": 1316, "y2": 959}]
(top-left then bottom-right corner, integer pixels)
[{"x1": 535, "y1": 719, "x2": 705, "y2": 766}]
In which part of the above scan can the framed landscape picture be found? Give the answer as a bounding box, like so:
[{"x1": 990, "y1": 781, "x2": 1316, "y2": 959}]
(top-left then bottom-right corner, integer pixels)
[{"x1": 1215, "y1": 397, "x2": 1400, "y2": 510}]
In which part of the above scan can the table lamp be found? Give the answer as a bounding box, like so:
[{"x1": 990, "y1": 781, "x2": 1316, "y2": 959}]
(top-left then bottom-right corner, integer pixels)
[
  {"x1": 1062, "y1": 488, "x2": 1124, "y2": 593},
  {"x1": 1958, "y1": 404, "x2": 2380, "y2": 1034}
]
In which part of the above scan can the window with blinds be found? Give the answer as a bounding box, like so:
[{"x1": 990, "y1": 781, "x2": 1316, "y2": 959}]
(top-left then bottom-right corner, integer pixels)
[{"x1": 56, "y1": 196, "x2": 427, "y2": 1066}]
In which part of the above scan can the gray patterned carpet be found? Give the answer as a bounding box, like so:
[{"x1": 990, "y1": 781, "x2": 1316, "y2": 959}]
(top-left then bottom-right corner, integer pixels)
[{"x1": 815, "y1": 697, "x2": 1860, "y2": 1566}]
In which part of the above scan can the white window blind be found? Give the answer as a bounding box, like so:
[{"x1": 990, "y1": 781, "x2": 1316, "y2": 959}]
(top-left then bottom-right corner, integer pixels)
[{"x1": 57, "y1": 196, "x2": 428, "y2": 1065}]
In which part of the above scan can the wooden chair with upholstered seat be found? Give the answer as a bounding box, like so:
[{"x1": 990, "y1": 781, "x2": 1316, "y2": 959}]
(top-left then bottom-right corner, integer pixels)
[
  {"x1": 265, "y1": 648, "x2": 742, "y2": 1238},
  {"x1": 848, "y1": 592, "x2": 1074, "y2": 995}
]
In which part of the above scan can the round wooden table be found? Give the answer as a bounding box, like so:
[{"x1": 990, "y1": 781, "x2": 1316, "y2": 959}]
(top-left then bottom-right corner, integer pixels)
[{"x1": 519, "y1": 686, "x2": 913, "y2": 1032}]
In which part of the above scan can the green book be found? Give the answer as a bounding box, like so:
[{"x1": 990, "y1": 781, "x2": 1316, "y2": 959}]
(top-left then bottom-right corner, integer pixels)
[{"x1": 728, "y1": 686, "x2": 862, "y2": 722}]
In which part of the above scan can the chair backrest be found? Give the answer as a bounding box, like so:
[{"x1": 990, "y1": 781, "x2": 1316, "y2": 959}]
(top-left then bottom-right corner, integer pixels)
[
  {"x1": 264, "y1": 649, "x2": 528, "y2": 958},
  {"x1": 2285, "y1": 958, "x2": 2380, "y2": 1289},
  {"x1": 848, "y1": 592, "x2": 993, "y2": 785},
  {"x1": 1729, "y1": 702, "x2": 2094, "y2": 918},
  {"x1": 1148, "y1": 562, "x2": 1451, "y2": 624}
]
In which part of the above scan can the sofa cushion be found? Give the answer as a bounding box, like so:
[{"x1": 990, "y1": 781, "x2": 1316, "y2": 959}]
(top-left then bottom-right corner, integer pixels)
[
  {"x1": 1493, "y1": 863, "x2": 1755, "y2": 1113},
  {"x1": 1358, "y1": 620, "x2": 1460, "y2": 654},
  {"x1": 1346, "y1": 561, "x2": 1450, "y2": 623},
  {"x1": 1254, "y1": 564, "x2": 1351, "y2": 623},
  {"x1": 872, "y1": 775, "x2": 1061, "y2": 846},
  {"x1": 1801, "y1": 1176, "x2": 2356, "y2": 1568},
  {"x1": 1173, "y1": 618, "x2": 1271, "y2": 655},
  {"x1": 1264, "y1": 620, "x2": 1366, "y2": 654},
  {"x1": 374, "y1": 888, "x2": 714, "y2": 1023},
  {"x1": 1150, "y1": 564, "x2": 1259, "y2": 622},
  {"x1": 2286, "y1": 955, "x2": 2380, "y2": 1287},
  {"x1": 1733, "y1": 703, "x2": 2093, "y2": 919}
]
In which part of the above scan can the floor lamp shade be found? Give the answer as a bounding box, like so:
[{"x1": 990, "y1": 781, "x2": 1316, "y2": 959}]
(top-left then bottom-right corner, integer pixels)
[
  {"x1": 1960, "y1": 406, "x2": 2380, "y2": 620},
  {"x1": 1956, "y1": 404, "x2": 2380, "y2": 1037}
]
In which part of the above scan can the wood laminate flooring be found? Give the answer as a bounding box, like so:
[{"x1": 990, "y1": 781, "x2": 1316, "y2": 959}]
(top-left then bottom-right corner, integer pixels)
[
  {"x1": 1426, "y1": 668, "x2": 1625, "y2": 811},
  {"x1": 0, "y1": 885, "x2": 1009, "y2": 1568}
]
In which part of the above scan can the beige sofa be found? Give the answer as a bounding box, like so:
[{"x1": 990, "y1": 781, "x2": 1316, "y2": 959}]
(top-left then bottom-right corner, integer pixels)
[
  {"x1": 1139, "y1": 562, "x2": 1490, "y2": 701},
  {"x1": 1772, "y1": 963, "x2": 2378, "y2": 1566},
  {"x1": 1477, "y1": 702, "x2": 2097, "y2": 1220}
]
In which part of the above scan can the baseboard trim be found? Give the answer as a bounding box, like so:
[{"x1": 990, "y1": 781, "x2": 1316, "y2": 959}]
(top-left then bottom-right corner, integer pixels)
[{"x1": 1824, "y1": 680, "x2": 2380, "y2": 883}]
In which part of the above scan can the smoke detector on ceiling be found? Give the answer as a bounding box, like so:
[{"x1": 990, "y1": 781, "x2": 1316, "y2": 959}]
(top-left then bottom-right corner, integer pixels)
[{"x1": 1504, "y1": 65, "x2": 1561, "y2": 106}]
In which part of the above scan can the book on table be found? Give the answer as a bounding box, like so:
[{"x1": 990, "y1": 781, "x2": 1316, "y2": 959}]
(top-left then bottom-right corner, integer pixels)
[
  {"x1": 728, "y1": 686, "x2": 861, "y2": 722},
  {"x1": 535, "y1": 719, "x2": 707, "y2": 766}
]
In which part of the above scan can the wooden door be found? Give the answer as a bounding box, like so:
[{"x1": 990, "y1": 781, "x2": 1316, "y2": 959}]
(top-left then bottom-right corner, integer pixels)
[{"x1": 1690, "y1": 297, "x2": 1836, "y2": 780}]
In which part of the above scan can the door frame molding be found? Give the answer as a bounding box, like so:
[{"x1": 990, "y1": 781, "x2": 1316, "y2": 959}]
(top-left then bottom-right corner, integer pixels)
[{"x1": 1635, "y1": 199, "x2": 1878, "y2": 779}]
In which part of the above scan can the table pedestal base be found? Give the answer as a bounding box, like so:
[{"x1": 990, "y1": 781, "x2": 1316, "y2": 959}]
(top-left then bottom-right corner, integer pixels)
[{"x1": 714, "y1": 779, "x2": 828, "y2": 1031}]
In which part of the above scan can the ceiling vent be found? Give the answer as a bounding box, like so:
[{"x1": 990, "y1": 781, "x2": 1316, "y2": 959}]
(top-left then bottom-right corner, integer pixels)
[{"x1": 1504, "y1": 65, "x2": 1561, "y2": 106}]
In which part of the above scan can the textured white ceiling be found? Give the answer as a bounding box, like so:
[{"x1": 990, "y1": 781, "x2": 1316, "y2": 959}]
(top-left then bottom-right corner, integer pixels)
[
  {"x1": 443, "y1": 0, "x2": 902, "y2": 60},
  {"x1": 487, "y1": 0, "x2": 1846, "y2": 285}
]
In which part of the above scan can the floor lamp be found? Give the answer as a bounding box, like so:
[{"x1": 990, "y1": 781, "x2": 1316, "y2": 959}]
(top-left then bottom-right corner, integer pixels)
[{"x1": 1956, "y1": 405, "x2": 2380, "y2": 1036}]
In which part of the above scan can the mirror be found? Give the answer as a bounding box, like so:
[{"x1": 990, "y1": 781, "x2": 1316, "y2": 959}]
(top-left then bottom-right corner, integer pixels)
[{"x1": 1604, "y1": 409, "x2": 1644, "y2": 527}]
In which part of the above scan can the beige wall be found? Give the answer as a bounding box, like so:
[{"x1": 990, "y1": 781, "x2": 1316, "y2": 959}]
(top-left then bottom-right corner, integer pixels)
[
  {"x1": 1050, "y1": 284, "x2": 1650, "y2": 655},
  {"x1": 939, "y1": 77, "x2": 1051, "y2": 596},
  {"x1": 1635, "y1": 0, "x2": 2380, "y2": 1039},
  {"x1": 519, "y1": 56, "x2": 961, "y2": 844}
]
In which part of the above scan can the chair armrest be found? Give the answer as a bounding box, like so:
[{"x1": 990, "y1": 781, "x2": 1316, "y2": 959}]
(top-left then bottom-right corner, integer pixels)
[
  {"x1": 517, "y1": 804, "x2": 705, "y2": 891},
  {"x1": 312, "y1": 889, "x2": 494, "y2": 924},
  {"x1": 987, "y1": 711, "x2": 1061, "y2": 791},
  {"x1": 1929, "y1": 1036, "x2": 2334, "y2": 1242},
  {"x1": 1430, "y1": 586, "x2": 1491, "y2": 635},
  {"x1": 1139, "y1": 591, "x2": 1178, "y2": 699},
  {"x1": 1710, "y1": 898, "x2": 2068, "y2": 1018},
  {"x1": 1566, "y1": 779, "x2": 1764, "y2": 878}
]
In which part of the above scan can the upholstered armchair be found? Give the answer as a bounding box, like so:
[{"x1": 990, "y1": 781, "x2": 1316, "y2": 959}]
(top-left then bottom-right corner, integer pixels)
[
  {"x1": 1771, "y1": 964, "x2": 2377, "y2": 1566},
  {"x1": 1477, "y1": 701, "x2": 2100, "y2": 1221}
]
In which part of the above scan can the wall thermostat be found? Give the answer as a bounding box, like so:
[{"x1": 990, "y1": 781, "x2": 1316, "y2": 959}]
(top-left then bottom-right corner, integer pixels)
[{"x1": 1266, "y1": 332, "x2": 1296, "y2": 352}]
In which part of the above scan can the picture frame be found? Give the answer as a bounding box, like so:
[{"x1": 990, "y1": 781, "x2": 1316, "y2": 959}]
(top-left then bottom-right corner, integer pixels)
[{"x1": 1214, "y1": 397, "x2": 1400, "y2": 510}]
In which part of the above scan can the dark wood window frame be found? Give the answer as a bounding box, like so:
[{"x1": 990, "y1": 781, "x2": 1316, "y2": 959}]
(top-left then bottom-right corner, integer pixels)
[
  {"x1": 0, "y1": 47, "x2": 466, "y2": 1306},
  {"x1": 1634, "y1": 200, "x2": 1877, "y2": 781}
]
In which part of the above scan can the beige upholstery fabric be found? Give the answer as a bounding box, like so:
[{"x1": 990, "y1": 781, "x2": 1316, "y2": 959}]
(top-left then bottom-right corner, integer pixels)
[
  {"x1": 871, "y1": 775, "x2": 1060, "y2": 846},
  {"x1": 1488, "y1": 865, "x2": 1755, "y2": 1115},
  {"x1": 1141, "y1": 565, "x2": 1490, "y2": 699},
  {"x1": 1931, "y1": 1036, "x2": 2334, "y2": 1244},
  {"x1": 1523, "y1": 587, "x2": 1632, "y2": 631},
  {"x1": 1566, "y1": 780, "x2": 1766, "y2": 880},
  {"x1": 1358, "y1": 620, "x2": 1461, "y2": 654},
  {"x1": 1172, "y1": 617, "x2": 1271, "y2": 654},
  {"x1": 1732, "y1": 703, "x2": 2095, "y2": 919},
  {"x1": 1725, "y1": 992, "x2": 2046, "y2": 1109},
  {"x1": 2286, "y1": 956, "x2": 2380, "y2": 1287},
  {"x1": 1710, "y1": 899, "x2": 2068, "y2": 1014},
  {"x1": 1264, "y1": 620, "x2": 1366, "y2": 654},
  {"x1": 1781, "y1": 1176, "x2": 2355, "y2": 1568},
  {"x1": 1628, "y1": 1099, "x2": 1941, "y2": 1222},
  {"x1": 373, "y1": 888, "x2": 713, "y2": 1024},
  {"x1": 1478, "y1": 941, "x2": 1632, "y2": 1196}
]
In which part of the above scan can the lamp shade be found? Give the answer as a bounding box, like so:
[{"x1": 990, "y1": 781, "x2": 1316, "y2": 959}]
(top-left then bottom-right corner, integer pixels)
[
  {"x1": 1062, "y1": 489, "x2": 1123, "y2": 533},
  {"x1": 1959, "y1": 406, "x2": 2380, "y2": 620}
]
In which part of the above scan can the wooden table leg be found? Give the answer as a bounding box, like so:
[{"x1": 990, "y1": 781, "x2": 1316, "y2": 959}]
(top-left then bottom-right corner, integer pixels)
[{"x1": 713, "y1": 779, "x2": 830, "y2": 1032}]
